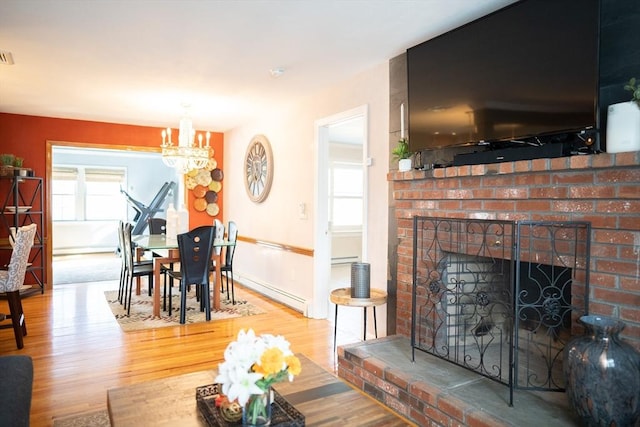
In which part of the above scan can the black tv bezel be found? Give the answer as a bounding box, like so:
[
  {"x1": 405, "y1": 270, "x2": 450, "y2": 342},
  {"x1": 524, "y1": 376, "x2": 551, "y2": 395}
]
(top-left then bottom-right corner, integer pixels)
[{"x1": 406, "y1": 0, "x2": 601, "y2": 157}]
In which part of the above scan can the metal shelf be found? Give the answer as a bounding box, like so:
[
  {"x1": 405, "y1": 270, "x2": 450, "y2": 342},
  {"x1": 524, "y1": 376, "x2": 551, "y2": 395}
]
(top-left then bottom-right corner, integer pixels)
[{"x1": 0, "y1": 175, "x2": 45, "y2": 293}]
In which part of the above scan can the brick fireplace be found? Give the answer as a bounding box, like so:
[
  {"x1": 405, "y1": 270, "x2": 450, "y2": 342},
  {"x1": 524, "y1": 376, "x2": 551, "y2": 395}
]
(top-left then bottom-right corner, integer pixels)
[
  {"x1": 391, "y1": 151, "x2": 640, "y2": 350},
  {"x1": 337, "y1": 151, "x2": 639, "y2": 426}
]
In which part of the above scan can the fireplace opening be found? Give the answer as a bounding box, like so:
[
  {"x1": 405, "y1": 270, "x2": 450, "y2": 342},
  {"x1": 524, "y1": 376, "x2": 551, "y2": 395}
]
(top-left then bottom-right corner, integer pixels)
[{"x1": 411, "y1": 217, "x2": 590, "y2": 405}]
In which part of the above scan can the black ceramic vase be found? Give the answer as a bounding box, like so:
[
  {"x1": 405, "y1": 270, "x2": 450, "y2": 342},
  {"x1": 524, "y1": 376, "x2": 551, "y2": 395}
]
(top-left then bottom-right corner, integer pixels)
[{"x1": 563, "y1": 315, "x2": 640, "y2": 427}]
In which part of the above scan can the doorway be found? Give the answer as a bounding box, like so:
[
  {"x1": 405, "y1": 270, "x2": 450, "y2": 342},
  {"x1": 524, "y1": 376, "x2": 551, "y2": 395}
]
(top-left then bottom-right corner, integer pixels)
[
  {"x1": 46, "y1": 141, "x2": 178, "y2": 285},
  {"x1": 313, "y1": 105, "x2": 368, "y2": 332}
]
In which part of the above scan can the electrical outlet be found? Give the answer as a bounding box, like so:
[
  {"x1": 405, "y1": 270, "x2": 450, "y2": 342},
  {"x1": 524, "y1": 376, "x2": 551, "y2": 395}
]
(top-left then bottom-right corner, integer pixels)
[{"x1": 298, "y1": 202, "x2": 307, "y2": 220}]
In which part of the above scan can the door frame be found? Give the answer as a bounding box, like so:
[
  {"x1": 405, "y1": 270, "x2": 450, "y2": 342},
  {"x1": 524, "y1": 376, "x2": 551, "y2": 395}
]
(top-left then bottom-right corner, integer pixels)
[
  {"x1": 312, "y1": 105, "x2": 368, "y2": 319},
  {"x1": 45, "y1": 141, "x2": 163, "y2": 286}
]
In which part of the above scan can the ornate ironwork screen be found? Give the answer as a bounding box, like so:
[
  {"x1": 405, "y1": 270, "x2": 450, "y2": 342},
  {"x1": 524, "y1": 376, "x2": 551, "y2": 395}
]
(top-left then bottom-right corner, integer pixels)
[{"x1": 411, "y1": 217, "x2": 590, "y2": 405}]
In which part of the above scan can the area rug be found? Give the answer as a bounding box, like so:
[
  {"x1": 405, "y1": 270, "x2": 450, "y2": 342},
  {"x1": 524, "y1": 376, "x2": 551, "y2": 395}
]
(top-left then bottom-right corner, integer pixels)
[
  {"x1": 105, "y1": 289, "x2": 265, "y2": 331},
  {"x1": 53, "y1": 409, "x2": 110, "y2": 427}
]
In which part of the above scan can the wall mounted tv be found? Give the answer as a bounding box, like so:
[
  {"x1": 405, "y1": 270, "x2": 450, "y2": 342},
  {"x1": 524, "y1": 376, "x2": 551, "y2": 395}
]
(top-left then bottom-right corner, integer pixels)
[{"x1": 407, "y1": 0, "x2": 600, "y2": 163}]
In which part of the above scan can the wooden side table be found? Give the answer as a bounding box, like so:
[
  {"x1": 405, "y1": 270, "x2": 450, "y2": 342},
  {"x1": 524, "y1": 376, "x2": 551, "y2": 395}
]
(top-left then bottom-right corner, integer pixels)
[{"x1": 330, "y1": 287, "x2": 387, "y2": 352}]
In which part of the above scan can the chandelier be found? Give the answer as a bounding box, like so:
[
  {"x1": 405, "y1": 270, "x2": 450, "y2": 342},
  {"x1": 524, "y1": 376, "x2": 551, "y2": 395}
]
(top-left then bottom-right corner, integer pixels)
[{"x1": 161, "y1": 108, "x2": 210, "y2": 174}]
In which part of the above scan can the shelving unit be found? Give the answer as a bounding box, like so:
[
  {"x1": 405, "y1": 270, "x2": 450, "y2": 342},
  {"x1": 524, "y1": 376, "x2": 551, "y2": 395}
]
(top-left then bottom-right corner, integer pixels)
[{"x1": 0, "y1": 175, "x2": 45, "y2": 294}]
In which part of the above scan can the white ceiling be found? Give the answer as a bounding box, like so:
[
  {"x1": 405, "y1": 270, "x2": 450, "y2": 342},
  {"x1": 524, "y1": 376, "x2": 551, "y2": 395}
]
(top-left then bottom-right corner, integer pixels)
[{"x1": 0, "y1": 0, "x2": 515, "y2": 133}]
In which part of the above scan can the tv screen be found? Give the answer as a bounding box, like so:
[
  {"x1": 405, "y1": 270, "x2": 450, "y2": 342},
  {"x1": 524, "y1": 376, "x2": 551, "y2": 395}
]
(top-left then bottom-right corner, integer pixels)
[{"x1": 407, "y1": 0, "x2": 600, "y2": 153}]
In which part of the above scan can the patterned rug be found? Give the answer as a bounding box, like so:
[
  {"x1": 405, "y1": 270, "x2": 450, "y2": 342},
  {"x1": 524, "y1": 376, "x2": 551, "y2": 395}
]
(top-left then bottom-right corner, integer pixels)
[
  {"x1": 53, "y1": 409, "x2": 110, "y2": 427},
  {"x1": 105, "y1": 289, "x2": 265, "y2": 331}
]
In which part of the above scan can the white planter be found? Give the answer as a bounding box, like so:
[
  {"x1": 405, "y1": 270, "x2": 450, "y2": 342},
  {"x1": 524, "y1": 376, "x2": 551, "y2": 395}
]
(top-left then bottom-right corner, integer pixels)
[
  {"x1": 398, "y1": 158, "x2": 412, "y2": 172},
  {"x1": 606, "y1": 101, "x2": 640, "y2": 153}
]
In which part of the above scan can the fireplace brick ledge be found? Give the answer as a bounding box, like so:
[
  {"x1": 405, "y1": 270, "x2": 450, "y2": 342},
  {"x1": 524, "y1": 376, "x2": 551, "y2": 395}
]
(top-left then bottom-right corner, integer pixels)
[
  {"x1": 388, "y1": 150, "x2": 640, "y2": 182},
  {"x1": 338, "y1": 335, "x2": 580, "y2": 427}
]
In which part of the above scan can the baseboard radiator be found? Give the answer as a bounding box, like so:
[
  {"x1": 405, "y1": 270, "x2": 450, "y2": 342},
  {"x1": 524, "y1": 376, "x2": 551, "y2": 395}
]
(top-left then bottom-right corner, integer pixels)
[
  {"x1": 331, "y1": 256, "x2": 360, "y2": 265},
  {"x1": 235, "y1": 274, "x2": 309, "y2": 315}
]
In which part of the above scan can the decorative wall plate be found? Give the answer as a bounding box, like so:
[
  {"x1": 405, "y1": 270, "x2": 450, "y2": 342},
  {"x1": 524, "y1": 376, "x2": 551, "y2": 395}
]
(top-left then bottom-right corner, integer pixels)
[{"x1": 244, "y1": 134, "x2": 273, "y2": 203}]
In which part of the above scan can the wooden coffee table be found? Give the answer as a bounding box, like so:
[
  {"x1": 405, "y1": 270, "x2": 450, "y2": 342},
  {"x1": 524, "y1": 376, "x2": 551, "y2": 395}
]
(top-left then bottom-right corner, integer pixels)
[{"x1": 107, "y1": 354, "x2": 413, "y2": 426}]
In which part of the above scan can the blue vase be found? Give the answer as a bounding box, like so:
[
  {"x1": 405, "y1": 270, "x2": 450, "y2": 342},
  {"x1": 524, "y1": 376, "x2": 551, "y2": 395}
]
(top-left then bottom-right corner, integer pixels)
[{"x1": 564, "y1": 315, "x2": 640, "y2": 426}]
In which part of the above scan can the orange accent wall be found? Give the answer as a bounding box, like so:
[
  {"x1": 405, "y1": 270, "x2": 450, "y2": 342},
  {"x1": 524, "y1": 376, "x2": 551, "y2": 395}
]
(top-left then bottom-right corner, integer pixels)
[{"x1": 0, "y1": 112, "x2": 224, "y2": 270}]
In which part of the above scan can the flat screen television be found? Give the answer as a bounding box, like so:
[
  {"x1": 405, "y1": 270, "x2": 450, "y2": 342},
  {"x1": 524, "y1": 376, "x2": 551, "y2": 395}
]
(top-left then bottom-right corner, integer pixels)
[{"x1": 407, "y1": 0, "x2": 600, "y2": 160}]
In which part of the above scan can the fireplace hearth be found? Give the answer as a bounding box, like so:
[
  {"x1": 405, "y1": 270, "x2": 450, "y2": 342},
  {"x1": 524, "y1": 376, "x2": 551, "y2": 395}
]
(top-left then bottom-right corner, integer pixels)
[{"x1": 411, "y1": 217, "x2": 591, "y2": 405}]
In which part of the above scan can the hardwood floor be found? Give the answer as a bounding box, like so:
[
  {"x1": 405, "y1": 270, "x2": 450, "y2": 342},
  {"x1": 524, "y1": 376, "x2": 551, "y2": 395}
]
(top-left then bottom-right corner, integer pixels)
[{"x1": 0, "y1": 279, "x2": 347, "y2": 426}]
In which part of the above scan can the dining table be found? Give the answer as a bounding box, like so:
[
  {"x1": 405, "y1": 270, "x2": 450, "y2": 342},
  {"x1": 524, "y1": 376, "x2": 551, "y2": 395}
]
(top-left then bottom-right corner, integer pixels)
[{"x1": 132, "y1": 234, "x2": 235, "y2": 317}]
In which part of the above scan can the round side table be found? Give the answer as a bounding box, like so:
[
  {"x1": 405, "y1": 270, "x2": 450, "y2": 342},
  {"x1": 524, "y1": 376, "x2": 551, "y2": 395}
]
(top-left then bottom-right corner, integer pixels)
[{"x1": 329, "y1": 288, "x2": 387, "y2": 352}]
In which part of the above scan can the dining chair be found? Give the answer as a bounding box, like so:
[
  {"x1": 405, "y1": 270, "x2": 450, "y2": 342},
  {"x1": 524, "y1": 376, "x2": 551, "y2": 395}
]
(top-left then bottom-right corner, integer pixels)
[
  {"x1": 116, "y1": 221, "x2": 152, "y2": 303},
  {"x1": 121, "y1": 222, "x2": 155, "y2": 315},
  {"x1": 0, "y1": 223, "x2": 37, "y2": 349},
  {"x1": 3, "y1": 227, "x2": 31, "y2": 269},
  {"x1": 163, "y1": 225, "x2": 215, "y2": 324},
  {"x1": 147, "y1": 217, "x2": 167, "y2": 235},
  {"x1": 210, "y1": 219, "x2": 225, "y2": 294},
  {"x1": 220, "y1": 220, "x2": 238, "y2": 304},
  {"x1": 116, "y1": 221, "x2": 128, "y2": 302},
  {"x1": 213, "y1": 219, "x2": 225, "y2": 257},
  {"x1": 146, "y1": 216, "x2": 172, "y2": 280}
]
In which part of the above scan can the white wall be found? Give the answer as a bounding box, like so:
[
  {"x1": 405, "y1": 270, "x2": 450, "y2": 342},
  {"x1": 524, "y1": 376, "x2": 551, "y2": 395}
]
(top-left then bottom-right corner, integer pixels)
[{"x1": 224, "y1": 62, "x2": 390, "y2": 339}]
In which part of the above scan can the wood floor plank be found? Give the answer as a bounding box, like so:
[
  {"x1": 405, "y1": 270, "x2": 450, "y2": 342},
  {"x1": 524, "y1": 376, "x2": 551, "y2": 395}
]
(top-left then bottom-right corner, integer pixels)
[{"x1": 0, "y1": 278, "x2": 375, "y2": 426}]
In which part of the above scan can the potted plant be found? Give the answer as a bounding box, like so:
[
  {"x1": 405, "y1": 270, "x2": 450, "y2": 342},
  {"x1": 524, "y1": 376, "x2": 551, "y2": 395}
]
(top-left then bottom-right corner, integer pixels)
[
  {"x1": 0, "y1": 154, "x2": 15, "y2": 176},
  {"x1": 392, "y1": 138, "x2": 412, "y2": 172},
  {"x1": 13, "y1": 157, "x2": 29, "y2": 176},
  {"x1": 624, "y1": 77, "x2": 640, "y2": 108},
  {"x1": 606, "y1": 77, "x2": 640, "y2": 153}
]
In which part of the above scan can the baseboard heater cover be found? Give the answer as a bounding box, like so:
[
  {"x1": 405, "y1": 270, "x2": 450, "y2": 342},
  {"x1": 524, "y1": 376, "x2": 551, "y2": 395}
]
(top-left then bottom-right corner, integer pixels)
[
  {"x1": 331, "y1": 256, "x2": 360, "y2": 265},
  {"x1": 235, "y1": 274, "x2": 308, "y2": 315}
]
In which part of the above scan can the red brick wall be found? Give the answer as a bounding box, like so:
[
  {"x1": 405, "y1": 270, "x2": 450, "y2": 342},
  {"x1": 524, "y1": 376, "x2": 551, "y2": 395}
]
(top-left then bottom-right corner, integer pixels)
[{"x1": 389, "y1": 151, "x2": 640, "y2": 349}]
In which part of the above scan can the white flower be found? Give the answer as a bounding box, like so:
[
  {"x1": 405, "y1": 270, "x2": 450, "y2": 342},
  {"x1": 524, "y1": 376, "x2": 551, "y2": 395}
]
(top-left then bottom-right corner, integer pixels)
[
  {"x1": 222, "y1": 367, "x2": 264, "y2": 406},
  {"x1": 216, "y1": 329, "x2": 300, "y2": 406}
]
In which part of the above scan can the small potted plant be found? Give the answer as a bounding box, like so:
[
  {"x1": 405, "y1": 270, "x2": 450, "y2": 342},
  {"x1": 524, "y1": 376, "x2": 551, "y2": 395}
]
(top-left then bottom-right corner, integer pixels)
[
  {"x1": 624, "y1": 77, "x2": 640, "y2": 108},
  {"x1": 0, "y1": 154, "x2": 15, "y2": 177},
  {"x1": 392, "y1": 138, "x2": 412, "y2": 172},
  {"x1": 13, "y1": 157, "x2": 29, "y2": 176}
]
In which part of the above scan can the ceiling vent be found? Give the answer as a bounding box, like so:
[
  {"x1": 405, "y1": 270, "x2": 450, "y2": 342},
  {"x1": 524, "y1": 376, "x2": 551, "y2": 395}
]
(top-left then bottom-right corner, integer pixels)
[{"x1": 0, "y1": 50, "x2": 15, "y2": 65}]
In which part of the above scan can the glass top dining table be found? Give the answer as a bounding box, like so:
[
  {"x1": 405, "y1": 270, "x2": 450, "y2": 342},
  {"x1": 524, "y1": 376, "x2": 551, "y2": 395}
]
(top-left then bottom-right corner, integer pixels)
[{"x1": 132, "y1": 234, "x2": 235, "y2": 317}]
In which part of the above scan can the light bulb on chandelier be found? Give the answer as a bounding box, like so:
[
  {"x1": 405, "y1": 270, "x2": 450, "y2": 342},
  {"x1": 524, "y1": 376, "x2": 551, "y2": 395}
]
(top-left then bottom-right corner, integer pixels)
[{"x1": 161, "y1": 107, "x2": 211, "y2": 174}]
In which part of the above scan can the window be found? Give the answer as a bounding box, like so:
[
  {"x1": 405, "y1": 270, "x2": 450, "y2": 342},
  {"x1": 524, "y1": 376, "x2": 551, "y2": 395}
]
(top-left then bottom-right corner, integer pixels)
[
  {"x1": 85, "y1": 168, "x2": 126, "y2": 220},
  {"x1": 51, "y1": 167, "x2": 78, "y2": 220},
  {"x1": 52, "y1": 166, "x2": 126, "y2": 221},
  {"x1": 329, "y1": 162, "x2": 363, "y2": 230}
]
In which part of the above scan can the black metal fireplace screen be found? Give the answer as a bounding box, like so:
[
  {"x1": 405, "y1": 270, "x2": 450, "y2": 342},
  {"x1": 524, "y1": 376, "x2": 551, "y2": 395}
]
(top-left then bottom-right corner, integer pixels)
[{"x1": 411, "y1": 217, "x2": 590, "y2": 405}]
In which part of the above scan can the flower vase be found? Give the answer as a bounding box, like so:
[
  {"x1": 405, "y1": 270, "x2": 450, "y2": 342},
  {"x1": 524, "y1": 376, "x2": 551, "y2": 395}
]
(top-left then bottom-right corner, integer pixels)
[
  {"x1": 242, "y1": 388, "x2": 272, "y2": 426},
  {"x1": 563, "y1": 315, "x2": 640, "y2": 426}
]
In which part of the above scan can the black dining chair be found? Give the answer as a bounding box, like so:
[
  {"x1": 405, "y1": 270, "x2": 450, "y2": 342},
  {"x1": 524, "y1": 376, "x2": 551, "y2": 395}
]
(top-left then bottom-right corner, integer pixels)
[
  {"x1": 219, "y1": 221, "x2": 238, "y2": 304},
  {"x1": 210, "y1": 219, "x2": 225, "y2": 299},
  {"x1": 147, "y1": 217, "x2": 167, "y2": 235},
  {"x1": 163, "y1": 225, "x2": 215, "y2": 324},
  {"x1": 121, "y1": 222, "x2": 155, "y2": 315},
  {"x1": 117, "y1": 221, "x2": 153, "y2": 304}
]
